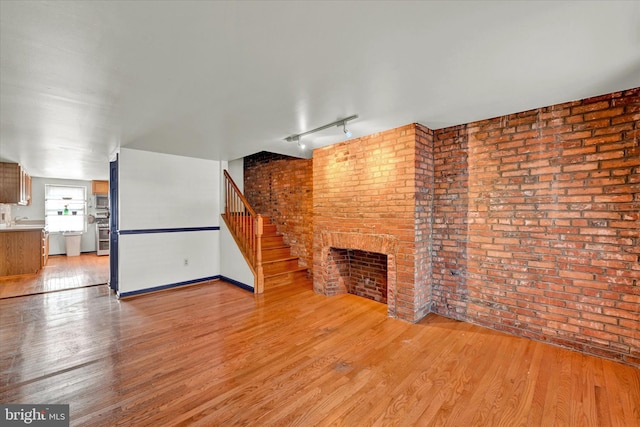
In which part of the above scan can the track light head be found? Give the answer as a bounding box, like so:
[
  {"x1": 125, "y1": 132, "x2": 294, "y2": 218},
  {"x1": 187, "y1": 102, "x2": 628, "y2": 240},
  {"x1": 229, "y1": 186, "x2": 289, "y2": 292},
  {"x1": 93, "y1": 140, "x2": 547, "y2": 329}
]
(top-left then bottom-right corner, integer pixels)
[
  {"x1": 292, "y1": 136, "x2": 305, "y2": 149},
  {"x1": 343, "y1": 122, "x2": 352, "y2": 138}
]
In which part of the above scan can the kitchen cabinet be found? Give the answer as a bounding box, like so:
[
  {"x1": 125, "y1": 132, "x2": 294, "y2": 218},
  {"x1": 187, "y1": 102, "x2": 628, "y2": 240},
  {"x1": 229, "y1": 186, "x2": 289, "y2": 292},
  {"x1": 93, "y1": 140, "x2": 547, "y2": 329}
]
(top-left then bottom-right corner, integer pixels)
[
  {"x1": 0, "y1": 162, "x2": 31, "y2": 205},
  {"x1": 42, "y1": 230, "x2": 49, "y2": 268},
  {"x1": 25, "y1": 173, "x2": 32, "y2": 205},
  {"x1": 92, "y1": 180, "x2": 109, "y2": 195},
  {"x1": 0, "y1": 227, "x2": 43, "y2": 277}
]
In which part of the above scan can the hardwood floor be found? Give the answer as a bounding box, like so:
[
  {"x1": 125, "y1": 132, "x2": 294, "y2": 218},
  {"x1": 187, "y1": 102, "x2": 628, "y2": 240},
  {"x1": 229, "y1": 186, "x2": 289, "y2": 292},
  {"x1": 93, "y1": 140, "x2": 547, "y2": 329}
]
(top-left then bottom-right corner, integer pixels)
[
  {"x1": 1, "y1": 279, "x2": 638, "y2": 426},
  {"x1": 0, "y1": 253, "x2": 109, "y2": 299}
]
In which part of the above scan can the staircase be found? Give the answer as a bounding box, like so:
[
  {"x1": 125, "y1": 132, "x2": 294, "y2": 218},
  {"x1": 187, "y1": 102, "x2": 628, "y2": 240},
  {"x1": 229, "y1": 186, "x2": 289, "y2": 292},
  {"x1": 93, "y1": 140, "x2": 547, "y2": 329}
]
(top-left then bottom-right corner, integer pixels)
[
  {"x1": 260, "y1": 217, "x2": 308, "y2": 289},
  {"x1": 222, "y1": 170, "x2": 307, "y2": 293}
]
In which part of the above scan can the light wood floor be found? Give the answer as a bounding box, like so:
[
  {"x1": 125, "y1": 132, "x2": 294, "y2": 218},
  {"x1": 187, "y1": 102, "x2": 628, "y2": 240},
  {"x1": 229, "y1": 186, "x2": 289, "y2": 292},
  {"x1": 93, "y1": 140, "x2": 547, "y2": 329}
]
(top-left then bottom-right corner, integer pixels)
[
  {"x1": 0, "y1": 253, "x2": 109, "y2": 299},
  {"x1": 1, "y1": 279, "x2": 638, "y2": 426}
]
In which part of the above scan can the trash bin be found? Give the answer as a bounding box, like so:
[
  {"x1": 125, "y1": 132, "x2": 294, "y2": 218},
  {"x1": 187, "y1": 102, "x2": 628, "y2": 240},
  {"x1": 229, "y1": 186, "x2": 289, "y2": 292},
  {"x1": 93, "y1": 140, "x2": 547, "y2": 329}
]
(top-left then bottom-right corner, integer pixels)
[{"x1": 64, "y1": 232, "x2": 82, "y2": 256}]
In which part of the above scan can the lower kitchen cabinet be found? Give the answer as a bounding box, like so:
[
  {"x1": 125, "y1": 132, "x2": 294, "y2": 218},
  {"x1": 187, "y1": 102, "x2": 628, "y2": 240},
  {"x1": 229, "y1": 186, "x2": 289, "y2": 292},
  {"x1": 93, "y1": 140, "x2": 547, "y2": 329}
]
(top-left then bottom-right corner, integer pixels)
[{"x1": 0, "y1": 228, "x2": 43, "y2": 277}]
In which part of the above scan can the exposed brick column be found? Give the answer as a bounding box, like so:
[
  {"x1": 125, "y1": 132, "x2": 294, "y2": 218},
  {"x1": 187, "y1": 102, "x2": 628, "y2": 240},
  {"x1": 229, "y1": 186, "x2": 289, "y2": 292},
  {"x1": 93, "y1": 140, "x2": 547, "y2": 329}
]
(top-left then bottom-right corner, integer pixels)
[
  {"x1": 415, "y1": 124, "x2": 435, "y2": 320},
  {"x1": 313, "y1": 124, "x2": 430, "y2": 322},
  {"x1": 432, "y1": 125, "x2": 469, "y2": 320}
]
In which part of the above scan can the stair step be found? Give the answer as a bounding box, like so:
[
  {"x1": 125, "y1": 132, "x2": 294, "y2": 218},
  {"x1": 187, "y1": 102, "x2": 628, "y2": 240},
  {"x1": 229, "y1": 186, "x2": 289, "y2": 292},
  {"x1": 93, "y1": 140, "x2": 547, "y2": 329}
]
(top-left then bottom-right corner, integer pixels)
[
  {"x1": 262, "y1": 247, "x2": 293, "y2": 261},
  {"x1": 262, "y1": 236, "x2": 285, "y2": 248},
  {"x1": 264, "y1": 266, "x2": 308, "y2": 280},
  {"x1": 263, "y1": 259, "x2": 303, "y2": 276},
  {"x1": 263, "y1": 223, "x2": 278, "y2": 236},
  {"x1": 262, "y1": 255, "x2": 299, "y2": 265},
  {"x1": 262, "y1": 244, "x2": 290, "y2": 250},
  {"x1": 264, "y1": 269, "x2": 308, "y2": 288}
]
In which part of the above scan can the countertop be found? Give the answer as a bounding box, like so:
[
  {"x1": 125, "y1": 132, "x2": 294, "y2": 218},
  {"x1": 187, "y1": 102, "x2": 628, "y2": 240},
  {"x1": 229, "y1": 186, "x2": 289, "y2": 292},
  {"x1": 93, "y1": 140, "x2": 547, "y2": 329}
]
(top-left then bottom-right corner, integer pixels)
[{"x1": 0, "y1": 224, "x2": 46, "y2": 232}]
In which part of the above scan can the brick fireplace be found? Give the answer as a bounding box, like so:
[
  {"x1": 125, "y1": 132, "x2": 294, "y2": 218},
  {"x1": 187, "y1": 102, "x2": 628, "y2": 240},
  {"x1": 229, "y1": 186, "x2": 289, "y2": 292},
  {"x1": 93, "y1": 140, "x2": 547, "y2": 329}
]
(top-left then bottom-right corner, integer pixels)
[{"x1": 312, "y1": 124, "x2": 434, "y2": 322}]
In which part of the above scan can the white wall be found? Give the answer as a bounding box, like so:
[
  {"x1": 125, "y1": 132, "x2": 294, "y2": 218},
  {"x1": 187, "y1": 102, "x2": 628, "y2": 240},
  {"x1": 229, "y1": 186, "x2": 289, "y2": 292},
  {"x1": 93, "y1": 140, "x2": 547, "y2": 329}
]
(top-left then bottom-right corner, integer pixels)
[
  {"x1": 219, "y1": 158, "x2": 254, "y2": 288},
  {"x1": 119, "y1": 148, "x2": 220, "y2": 230},
  {"x1": 227, "y1": 158, "x2": 244, "y2": 192},
  {"x1": 219, "y1": 221, "x2": 254, "y2": 288},
  {"x1": 12, "y1": 177, "x2": 97, "y2": 255},
  {"x1": 117, "y1": 148, "x2": 221, "y2": 294},
  {"x1": 119, "y1": 231, "x2": 219, "y2": 291}
]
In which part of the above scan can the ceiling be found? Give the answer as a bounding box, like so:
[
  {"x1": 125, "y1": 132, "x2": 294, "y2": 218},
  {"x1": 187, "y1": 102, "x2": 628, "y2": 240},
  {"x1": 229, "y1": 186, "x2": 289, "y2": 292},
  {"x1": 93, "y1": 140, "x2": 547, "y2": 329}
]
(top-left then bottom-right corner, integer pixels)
[{"x1": 1, "y1": 1, "x2": 638, "y2": 181}]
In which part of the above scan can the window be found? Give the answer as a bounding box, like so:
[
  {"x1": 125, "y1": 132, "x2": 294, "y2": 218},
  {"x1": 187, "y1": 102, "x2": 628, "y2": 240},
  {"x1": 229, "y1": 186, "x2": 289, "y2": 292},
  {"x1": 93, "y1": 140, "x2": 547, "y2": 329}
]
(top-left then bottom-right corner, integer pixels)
[{"x1": 45, "y1": 185, "x2": 86, "y2": 233}]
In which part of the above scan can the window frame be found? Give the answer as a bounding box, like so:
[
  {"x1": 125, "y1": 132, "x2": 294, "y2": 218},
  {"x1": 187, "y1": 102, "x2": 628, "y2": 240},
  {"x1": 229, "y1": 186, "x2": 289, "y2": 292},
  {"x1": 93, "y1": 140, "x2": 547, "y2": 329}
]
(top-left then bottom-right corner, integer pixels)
[{"x1": 44, "y1": 184, "x2": 87, "y2": 233}]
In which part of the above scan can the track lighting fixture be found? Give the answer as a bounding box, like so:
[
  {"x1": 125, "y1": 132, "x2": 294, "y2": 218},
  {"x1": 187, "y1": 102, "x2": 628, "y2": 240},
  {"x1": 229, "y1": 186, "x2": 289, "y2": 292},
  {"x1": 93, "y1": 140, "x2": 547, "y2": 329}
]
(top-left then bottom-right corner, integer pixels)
[{"x1": 285, "y1": 114, "x2": 358, "y2": 147}]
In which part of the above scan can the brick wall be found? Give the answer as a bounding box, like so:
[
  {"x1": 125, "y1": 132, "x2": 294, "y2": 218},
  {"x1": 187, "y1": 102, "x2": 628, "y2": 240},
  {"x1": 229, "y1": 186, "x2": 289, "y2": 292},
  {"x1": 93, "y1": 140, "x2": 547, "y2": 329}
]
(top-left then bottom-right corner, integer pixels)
[
  {"x1": 243, "y1": 152, "x2": 313, "y2": 271},
  {"x1": 433, "y1": 88, "x2": 640, "y2": 366},
  {"x1": 242, "y1": 88, "x2": 639, "y2": 366}
]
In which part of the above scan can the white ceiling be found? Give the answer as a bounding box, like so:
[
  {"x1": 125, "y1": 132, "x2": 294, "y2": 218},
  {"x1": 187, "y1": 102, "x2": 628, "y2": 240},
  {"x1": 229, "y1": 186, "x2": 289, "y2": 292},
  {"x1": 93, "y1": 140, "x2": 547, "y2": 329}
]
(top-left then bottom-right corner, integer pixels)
[{"x1": 1, "y1": 1, "x2": 638, "y2": 181}]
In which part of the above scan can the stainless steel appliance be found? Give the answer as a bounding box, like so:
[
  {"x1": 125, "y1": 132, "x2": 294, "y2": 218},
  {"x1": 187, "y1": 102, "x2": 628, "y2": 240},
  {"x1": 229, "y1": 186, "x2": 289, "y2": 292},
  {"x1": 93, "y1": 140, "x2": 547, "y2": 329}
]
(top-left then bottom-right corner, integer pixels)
[
  {"x1": 95, "y1": 214, "x2": 109, "y2": 256},
  {"x1": 95, "y1": 194, "x2": 108, "y2": 210}
]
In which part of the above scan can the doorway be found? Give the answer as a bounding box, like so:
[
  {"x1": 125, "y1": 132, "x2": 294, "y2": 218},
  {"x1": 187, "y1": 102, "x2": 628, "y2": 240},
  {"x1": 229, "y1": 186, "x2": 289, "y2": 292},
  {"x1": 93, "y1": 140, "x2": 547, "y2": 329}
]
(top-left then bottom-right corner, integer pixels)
[{"x1": 0, "y1": 253, "x2": 109, "y2": 299}]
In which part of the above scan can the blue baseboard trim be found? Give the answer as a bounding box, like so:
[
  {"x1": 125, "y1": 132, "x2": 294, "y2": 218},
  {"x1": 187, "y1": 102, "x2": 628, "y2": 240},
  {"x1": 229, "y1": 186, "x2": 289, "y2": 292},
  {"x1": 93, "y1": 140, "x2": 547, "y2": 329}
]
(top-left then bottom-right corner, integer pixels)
[
  {"x1": 219, "y1": 276, "x2": 254, "y2": 293},
  {"x1": 117, "y1": 275, "x2": 220, "y2": 298},
  {"x1": 119, "y1": 226, "x2": 220, "y2": 235}
]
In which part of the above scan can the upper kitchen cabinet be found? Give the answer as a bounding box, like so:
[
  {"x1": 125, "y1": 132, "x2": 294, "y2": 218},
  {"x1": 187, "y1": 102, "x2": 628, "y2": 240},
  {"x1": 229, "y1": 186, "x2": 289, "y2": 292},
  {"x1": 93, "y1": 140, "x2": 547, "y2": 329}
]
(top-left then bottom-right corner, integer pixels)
[
  {"x1": 91, "y1": 180, "x2": 109, "y2": 195},
  {"x1": 0, "y1": 162, "x2": 31, "y2": 205}
]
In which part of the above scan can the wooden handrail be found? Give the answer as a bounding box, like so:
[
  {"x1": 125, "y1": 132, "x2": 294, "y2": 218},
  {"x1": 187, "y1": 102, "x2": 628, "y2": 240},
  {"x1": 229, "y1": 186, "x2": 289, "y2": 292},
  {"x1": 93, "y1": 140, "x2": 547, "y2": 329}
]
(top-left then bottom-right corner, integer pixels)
[
  {"x1": 222, "y1": 170, "x2": 264, "y2": 293},
  {"x1": 223, "y1": 170, "x2": 257, "y2": 217}
]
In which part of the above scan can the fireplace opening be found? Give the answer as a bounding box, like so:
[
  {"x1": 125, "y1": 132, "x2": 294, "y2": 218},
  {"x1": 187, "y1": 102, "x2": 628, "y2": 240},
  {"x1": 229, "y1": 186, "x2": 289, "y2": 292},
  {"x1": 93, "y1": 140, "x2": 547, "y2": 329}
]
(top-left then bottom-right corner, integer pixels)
[{"x1": 327, "y1": 248, "x2": 388, "y2": 304}]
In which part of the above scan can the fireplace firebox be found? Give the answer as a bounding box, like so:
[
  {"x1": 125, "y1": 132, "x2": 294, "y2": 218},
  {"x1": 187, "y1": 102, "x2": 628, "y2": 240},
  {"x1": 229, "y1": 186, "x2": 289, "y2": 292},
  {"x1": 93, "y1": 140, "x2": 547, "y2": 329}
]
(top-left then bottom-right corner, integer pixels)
[{"x1": 328, "y1": 248, "x2": 388, "y2": 303}]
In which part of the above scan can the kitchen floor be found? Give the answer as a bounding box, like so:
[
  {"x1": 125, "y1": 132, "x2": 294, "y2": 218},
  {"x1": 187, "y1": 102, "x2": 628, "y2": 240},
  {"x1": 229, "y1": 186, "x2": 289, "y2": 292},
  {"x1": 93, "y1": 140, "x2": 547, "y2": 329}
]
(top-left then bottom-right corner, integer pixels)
[{"x1": 0, "y1": 253, "x2": 109, "y2": 299}]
